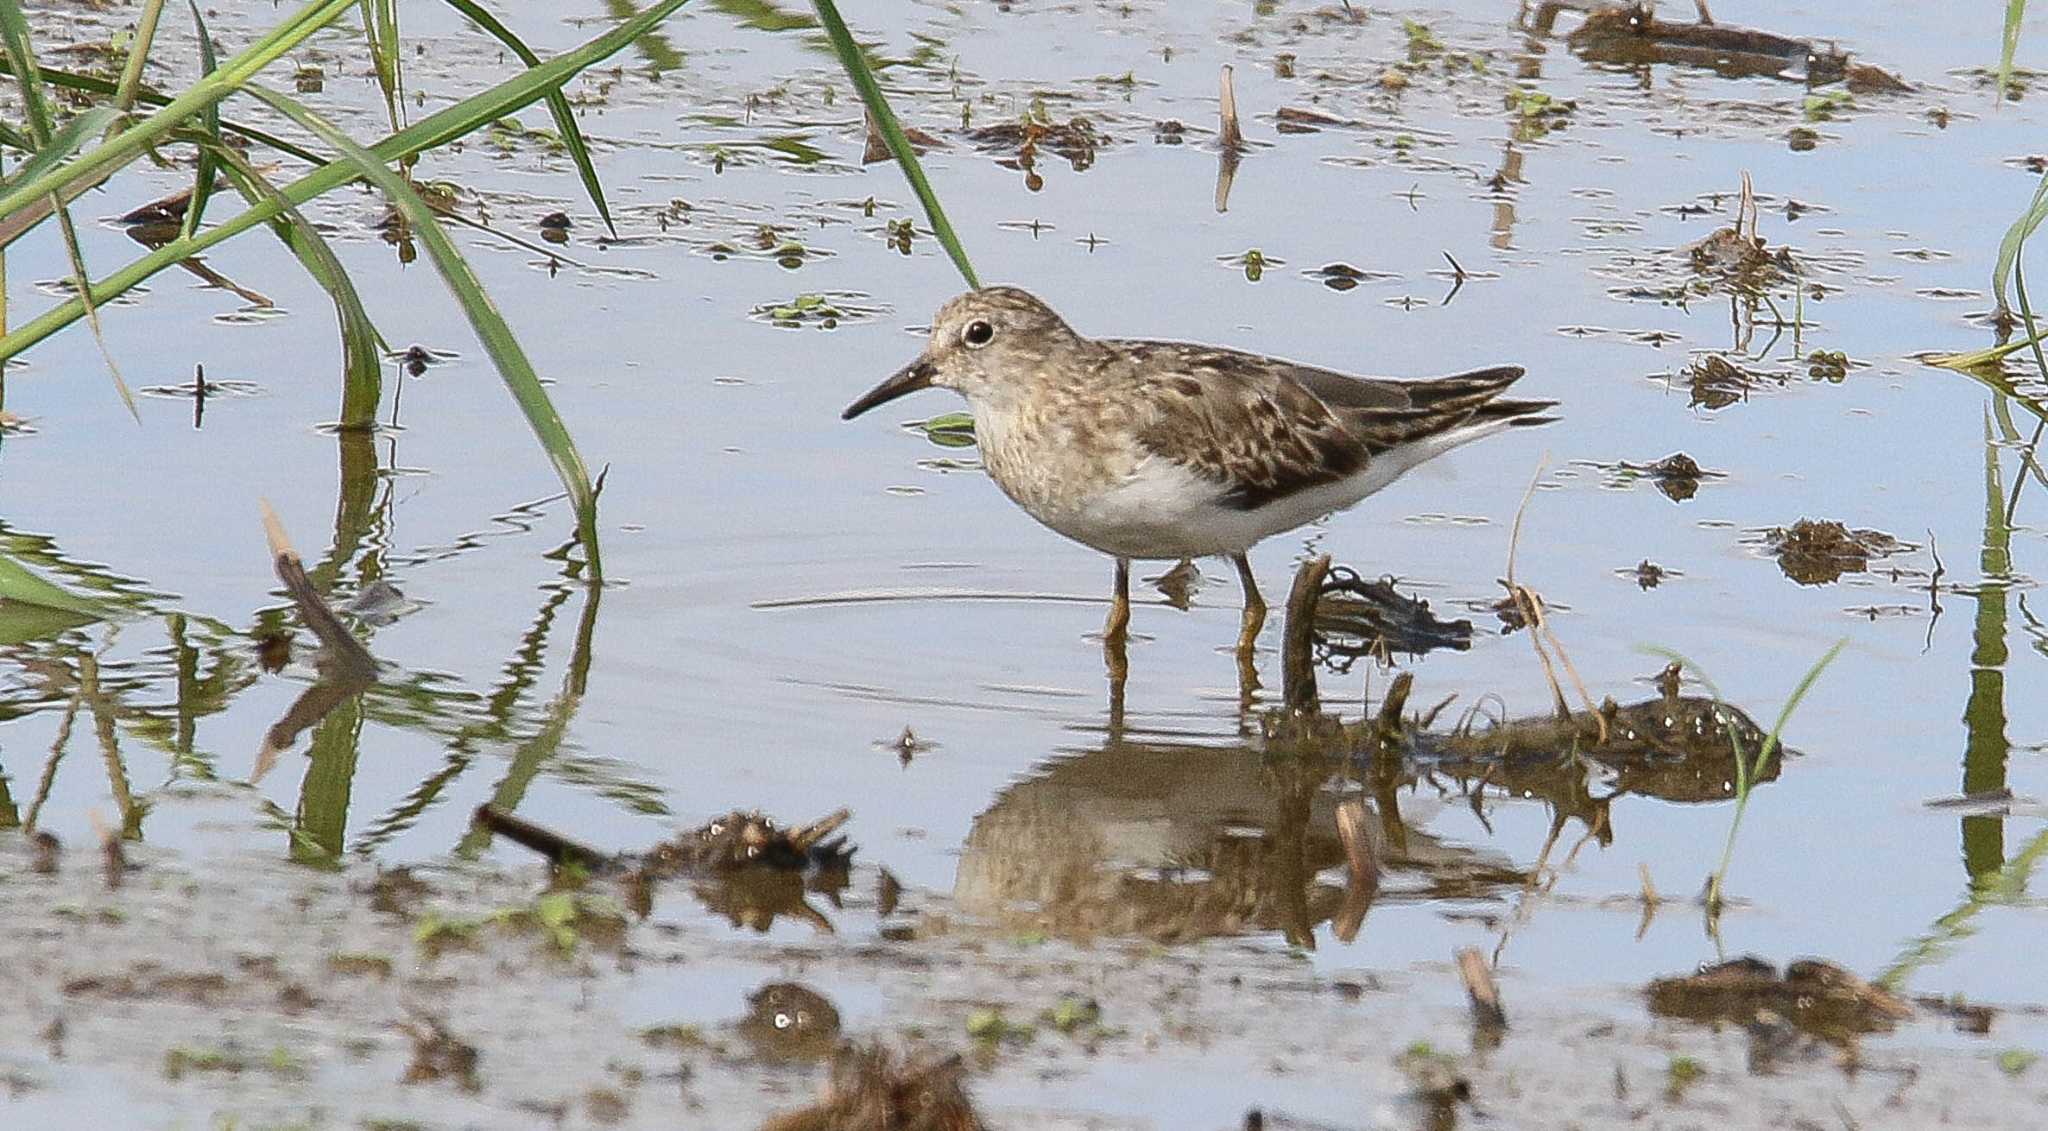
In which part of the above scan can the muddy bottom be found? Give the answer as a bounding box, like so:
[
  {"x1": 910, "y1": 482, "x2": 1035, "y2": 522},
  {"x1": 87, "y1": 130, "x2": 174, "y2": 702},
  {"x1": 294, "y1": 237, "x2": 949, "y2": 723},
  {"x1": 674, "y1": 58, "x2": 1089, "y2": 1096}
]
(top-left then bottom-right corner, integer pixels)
[{"x1": 0, "y1": 837, "x2": 2036, "y2": 1131}]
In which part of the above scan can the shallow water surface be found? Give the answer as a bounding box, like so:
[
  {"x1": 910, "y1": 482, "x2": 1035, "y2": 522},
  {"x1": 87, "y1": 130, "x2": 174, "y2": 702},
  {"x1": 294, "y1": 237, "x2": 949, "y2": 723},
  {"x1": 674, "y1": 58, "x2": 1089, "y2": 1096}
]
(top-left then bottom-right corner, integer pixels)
[{"x1": 3, "y1": 0, "x2": 2047, "y2": 1126}]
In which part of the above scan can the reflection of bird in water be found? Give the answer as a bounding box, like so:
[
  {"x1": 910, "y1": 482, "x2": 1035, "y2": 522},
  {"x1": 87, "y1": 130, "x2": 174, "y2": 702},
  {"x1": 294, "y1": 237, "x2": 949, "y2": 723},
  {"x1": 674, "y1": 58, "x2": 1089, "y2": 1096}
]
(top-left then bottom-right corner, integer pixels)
[
  {"x1": 952, "y1": 735, "x2": 1525, "y2": 947},
  {"x1": 953, "y1": 670, "x2": 1784, "y2": 946}
]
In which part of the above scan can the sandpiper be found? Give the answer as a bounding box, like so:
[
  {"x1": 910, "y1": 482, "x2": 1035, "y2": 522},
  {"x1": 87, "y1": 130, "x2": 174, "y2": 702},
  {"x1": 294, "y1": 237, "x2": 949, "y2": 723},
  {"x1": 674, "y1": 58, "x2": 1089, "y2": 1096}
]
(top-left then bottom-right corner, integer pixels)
[{"x1": 843, "y1": 287, "x2": 1555, "y2": 655}]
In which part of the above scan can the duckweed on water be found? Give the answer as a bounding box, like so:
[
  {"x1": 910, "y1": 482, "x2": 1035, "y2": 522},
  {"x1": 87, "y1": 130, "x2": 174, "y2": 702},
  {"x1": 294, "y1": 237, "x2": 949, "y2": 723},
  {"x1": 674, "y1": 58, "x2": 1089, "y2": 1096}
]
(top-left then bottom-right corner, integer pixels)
[
  {"x1": 1665, "y1": 1055, "x2": 1706, "y2": 1099},
  {"x1": 912, "y1": 411, "x2": 977, "y2": 448},
  {"x1": 759, "y1": 293, "x2": 844, "y2": 328},
  {"x1": 1804, "y1": 90, "x2": 1855, "y2": 122},
  {"x1": 1041, "y1": 996, "x2": 1102, "y2": 1034},
  {"x1": 965, "y1": 1007, "x2": 1034, "y2": 1045}
]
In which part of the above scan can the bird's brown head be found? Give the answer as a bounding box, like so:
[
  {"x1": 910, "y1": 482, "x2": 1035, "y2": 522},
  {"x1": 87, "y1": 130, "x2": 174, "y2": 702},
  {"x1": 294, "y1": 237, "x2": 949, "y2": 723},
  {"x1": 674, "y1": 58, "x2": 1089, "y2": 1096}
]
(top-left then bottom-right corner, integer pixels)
[{"x1": 841, "y1": 286, "x2": 1081, "y2": 420}]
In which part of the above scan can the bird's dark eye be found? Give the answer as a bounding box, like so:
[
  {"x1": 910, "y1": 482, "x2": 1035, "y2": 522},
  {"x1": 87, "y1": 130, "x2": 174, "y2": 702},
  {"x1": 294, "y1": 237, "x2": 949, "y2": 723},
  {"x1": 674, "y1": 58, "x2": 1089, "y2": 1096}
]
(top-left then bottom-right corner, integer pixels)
[{"x1": 962, "y1": 319, "x2": 995, "y2": 348}]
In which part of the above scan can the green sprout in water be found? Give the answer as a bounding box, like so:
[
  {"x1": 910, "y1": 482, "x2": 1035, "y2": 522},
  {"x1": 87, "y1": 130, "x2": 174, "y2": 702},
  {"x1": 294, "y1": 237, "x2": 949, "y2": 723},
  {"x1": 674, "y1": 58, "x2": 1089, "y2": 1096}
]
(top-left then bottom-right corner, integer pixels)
[
  {"x1": 915, "y1": 412, "x2": 977, "y2": 448},
  {"x1": 1803, "y1": 90, "x2": 1854, "y2": 122},
  {"x1": 1508, "y1": 89, "x2": 1575, "y2": 140},
  {"x1": 1807, "y1": 350, "x2": 1850, "y2": 382},
  {"x1": 965, "y1": 1007, "x2": 1034, "y2": 1046},
  {"x1": 1665, "y1": 1055, "x2": 1705, "y2": 1100},
  {"x1": 1041, "y1": 996, "x2": 1102, "y2": 1034},
  {"x1": 1639, "y1": 641, "x2": 1846, "y2": 917},
  {"x1": 1402, "y1": 18, "x2": 1444, "y2": 59},
  {"x1": 1998, "y1": 1049, "x2": 2039, "y2": 1076},
  {"x1": 887, "y1": 218, "x2": 917, "y2": 255},
  {"x1": 760, "y1": 293, "x2": 845, "y2": 328}
]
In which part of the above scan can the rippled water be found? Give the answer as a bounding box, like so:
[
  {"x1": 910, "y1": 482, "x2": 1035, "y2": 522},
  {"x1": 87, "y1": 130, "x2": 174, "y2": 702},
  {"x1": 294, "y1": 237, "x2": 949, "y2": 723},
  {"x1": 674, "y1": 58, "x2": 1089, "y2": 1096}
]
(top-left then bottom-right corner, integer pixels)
[{"x1": 4, "y1": 0, "x2": 2048, "y2": 1122}]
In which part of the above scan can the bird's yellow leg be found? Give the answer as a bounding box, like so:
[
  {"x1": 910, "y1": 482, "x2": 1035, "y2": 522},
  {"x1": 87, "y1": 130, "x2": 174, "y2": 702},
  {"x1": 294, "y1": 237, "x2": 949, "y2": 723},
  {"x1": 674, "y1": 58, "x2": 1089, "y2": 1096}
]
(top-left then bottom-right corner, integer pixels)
[
  {"x1": 1231, "y1": 552, "x2": 1266, "y2": 655},
  {"x1": 1105, "y1": 557, "x2": 1132, "y2": 644}
]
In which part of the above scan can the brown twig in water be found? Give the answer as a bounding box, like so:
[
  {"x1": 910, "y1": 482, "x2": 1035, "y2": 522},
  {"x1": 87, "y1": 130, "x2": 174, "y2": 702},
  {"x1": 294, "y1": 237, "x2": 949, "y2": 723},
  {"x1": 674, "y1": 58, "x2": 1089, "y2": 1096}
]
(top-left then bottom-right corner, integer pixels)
[
  {"x1": 261, "y1": 502, "x2": 376, "y2": 680},
  {"x1": 88, "y1": 809, "x2": 124, "y2": 889},
  {"x1": 1333, "y1": 798, "x2": 1378, "y2": 943},
  {"x1": 1280, "y1": 554, "x2": 1332, "y2": 712},
  {"x1": 1335, "y1": 799, "x2": 1379, "y2": 893},
  {"x1": 1375, "y1": 670, "x2": 1414, "y2": 732},
  {"x1": 789, "y1": 808, "x2": 853, "y2": 854},
  {"x1": 1737, "y1": 170, "x2": 1757, "y2": 244},
  {"x1": 30, "y1": 830, "x2": 59, "y2": 874},
  {"x1": 1635, "y1": 861, "x2": 1665, "y2": 939},
  {"x1": 472, "y1": 804, "x2": 613, "y2": 871},
  {"x1": 1923, "y1": 529, "x2": 1944, "y2": 653},
  {"x1": 1502, "y1": 460, "x2": 1606, "y2": 740},
  {"x1": 254, "y1": 501, "x2": 378, "y2": 780},
  {"x1": 1218, "y1": 64, "x2": 1245, "y2": 152},
  {"x1": 1456, "y1": 947, "x2": 1507, "y2": 1029}
]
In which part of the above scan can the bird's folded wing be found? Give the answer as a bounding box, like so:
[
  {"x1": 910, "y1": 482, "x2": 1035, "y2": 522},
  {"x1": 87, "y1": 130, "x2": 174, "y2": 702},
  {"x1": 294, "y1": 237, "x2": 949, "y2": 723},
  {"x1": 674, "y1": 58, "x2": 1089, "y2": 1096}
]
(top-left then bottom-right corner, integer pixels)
[{"x1": 1121, "y1": 343, "x2": 1372, "y2": 511}]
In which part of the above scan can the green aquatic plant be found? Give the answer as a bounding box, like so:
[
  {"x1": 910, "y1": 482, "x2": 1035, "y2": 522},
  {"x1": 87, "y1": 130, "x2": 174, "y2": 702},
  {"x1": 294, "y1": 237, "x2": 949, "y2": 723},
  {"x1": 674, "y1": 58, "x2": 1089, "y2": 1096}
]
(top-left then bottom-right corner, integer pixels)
[
  {"x1": 1802, "y1": 89, "x2": 1853, "y2": 121},
  {"x1": 2001, "y1": 0, "x2": 2027, "y2": 103},
  {"x1": 0, "y1": 0, "x2": 691, "y2": 579},
  {"x1": 1641, "y1": 642, "x2": 1845, "y2": 913},
  {"x1": 1664, "y1": 1054, "x2": 1705, "y2": 1100},
  {"x1": 915, "y1": 410, "x2": 977, "y2": 448}
]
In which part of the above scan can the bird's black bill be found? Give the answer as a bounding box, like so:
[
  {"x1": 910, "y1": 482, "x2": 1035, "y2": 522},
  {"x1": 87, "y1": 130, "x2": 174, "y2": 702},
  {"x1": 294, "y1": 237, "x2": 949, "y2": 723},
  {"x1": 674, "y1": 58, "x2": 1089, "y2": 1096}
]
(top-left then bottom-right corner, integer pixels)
[{"x1": 842, "y1": 358, "x2": 936, "y2": 420}]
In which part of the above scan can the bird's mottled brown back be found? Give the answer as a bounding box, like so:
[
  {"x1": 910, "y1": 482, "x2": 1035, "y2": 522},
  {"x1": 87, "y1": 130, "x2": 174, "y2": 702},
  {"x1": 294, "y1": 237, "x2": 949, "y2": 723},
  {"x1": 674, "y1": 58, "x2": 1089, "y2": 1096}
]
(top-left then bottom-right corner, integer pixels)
[{"x1": 1113, "y1": 342, "x2": 1371, "y2": 510}]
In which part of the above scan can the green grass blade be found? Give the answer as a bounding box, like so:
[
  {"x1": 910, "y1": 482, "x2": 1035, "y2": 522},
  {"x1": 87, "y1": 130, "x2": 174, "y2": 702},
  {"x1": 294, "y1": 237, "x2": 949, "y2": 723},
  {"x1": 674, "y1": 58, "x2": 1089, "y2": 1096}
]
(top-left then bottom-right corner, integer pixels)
[
  {"x1": 360, "y1": 0, "x2": 402, "y2": 129},
  {"x1": 0, "y1": 551, "x2": 115, "y2": 618},
  {"x1": 2, "y1": 62, "x2": 327, "y2": 165},
  {"x1": 181, "y1": 0, "x2": 221, "y2": 238},
  {"x1": 53, "y1": 201, "x2": 141, "y2": 420},
  {"x1": 0, "y1": 0, "x2": 691, "y2": 364},
  {"x1": 0, "y1": 0, "x2": 57, "y2": 142},
  {"x1": 809, "y1": 0, "x2": 978, "y2": 289},
  {"x1": 210, "y1": 143, "x2": 384, "y2": 422},
  {"x1": 0, "y1": 106, "x2": 120, "y2": 201},
  {"x1": 1991, "y1": 173, "x2": 2048, "y2": 316},
  {"x1": 113, "y1": 0, "x2": 168, "y2": 112},
  {"x1": 440, "y1": 0, "x2": 617, "y2": 238},
  {"x1": 1706, "y1": 639, "x2": 1845, "y2": 906},
  {"x1": 1, "y1": 4, "x2": 139, "y2": 417},
  {"x1": 2015, "y1": 235, "x2": 2048, "y2": 384},
  {"x1": 2000, "y1": 0, "x2": 2027, "y2": 104},
  {"x1": 0, "y1": 0, "x2": 358, "y2": 220},
  {"x1": 246, "y1": 83, "x2": 603, "y2": 577},
  {"x1": 1640, "y1": 640, "x2": 1845, "y2": 909}
]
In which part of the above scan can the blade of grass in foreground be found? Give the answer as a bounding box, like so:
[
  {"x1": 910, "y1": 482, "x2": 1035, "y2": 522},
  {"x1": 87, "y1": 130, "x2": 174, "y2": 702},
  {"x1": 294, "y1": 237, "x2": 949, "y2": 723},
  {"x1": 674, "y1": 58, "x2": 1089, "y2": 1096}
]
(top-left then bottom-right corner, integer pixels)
[
  {"x1": 0, "y1": 0, "x2": 139, "y2": 418},
  {"x1": 211, "y1": 144, "x2": 384, "y2": 423},
  {"x1": 245, "y1": 83, "x2": 604, "y2": 578},
  {"x1": 0, "y1": 0, "x2": 358, "y2": 221},
  {"x1": 0, "y1": 0, "x2": 692, "y2": 361},
  {"x1": 112, "y1": 0, "x2": 169, "y2": 112},
  {"x1": 1990, "y1": 172, "x2": 2048, "y2": 318},
  {"x1": 180, "y1": 1, "x2": 222, "y2": 238},
  {"x1": 441, "y1": 0, "x2": 617, "y2": 238},
  {"x1": 810, "y1": 0, "x2": 979, "y2": 289}
]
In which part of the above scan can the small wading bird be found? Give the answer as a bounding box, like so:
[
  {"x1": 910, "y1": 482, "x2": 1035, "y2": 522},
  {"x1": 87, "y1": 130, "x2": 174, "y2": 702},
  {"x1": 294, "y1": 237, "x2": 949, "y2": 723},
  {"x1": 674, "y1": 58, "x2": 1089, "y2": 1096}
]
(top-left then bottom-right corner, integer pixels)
[{"x1": 843, "y1": 287, "x2": 1555, "y2": 658}]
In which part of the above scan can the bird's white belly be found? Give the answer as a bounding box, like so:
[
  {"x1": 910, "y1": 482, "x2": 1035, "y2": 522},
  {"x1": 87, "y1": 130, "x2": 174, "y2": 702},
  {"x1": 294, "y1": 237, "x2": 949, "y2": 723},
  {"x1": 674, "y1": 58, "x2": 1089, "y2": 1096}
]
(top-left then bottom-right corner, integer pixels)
[{"x1": 1036, "y1": 456, "x2": 1413, "y2": 560}]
